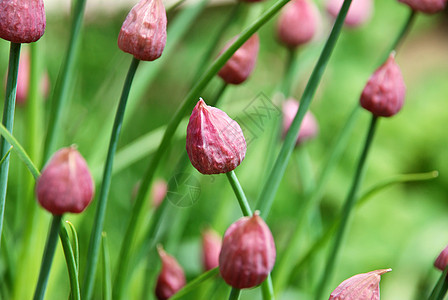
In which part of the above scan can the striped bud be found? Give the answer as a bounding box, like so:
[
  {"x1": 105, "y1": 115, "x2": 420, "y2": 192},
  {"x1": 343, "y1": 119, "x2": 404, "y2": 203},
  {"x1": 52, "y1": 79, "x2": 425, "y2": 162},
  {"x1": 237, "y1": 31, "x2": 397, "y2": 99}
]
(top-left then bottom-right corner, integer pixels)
[
  {"x1": 155, "y1": 246, "x2": 186, "y2": 300},
  {"x1": 434, "y1": 244, "x2": 448, "y2": 271}
]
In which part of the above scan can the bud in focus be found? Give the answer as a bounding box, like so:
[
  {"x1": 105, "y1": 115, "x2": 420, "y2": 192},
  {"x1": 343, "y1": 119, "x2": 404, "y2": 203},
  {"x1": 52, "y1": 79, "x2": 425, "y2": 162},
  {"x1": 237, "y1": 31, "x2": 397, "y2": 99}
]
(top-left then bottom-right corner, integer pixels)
[
  {"x1": 186, "y1": 98, "x2": 246, "y2": 175},
  {"x1": 326, "y1": 0, "x2": 373, "y2": 27},
  {"x1": 360, "y1": 53, "x2": 406, "y2": 117},
  {"x1": 282, "y1": 99, "x2": 319, "y2": 145},
  {"x1": 155, "y1": 245, "x2": 186, "y2": 300},
  {"x1": 398, "y1": 0, "x2": 447, "y2": 14},
  {"x1": 329, "y1": 269, "x2": 392, "y2": 300},
  {"x1": 219, "y1": 211, "x2": 276, "y2": 289},
  {"x1": 434, "y1": 244, "x2": 448, "y2": 271},
  {"x1": 118, "y1": 0, "x2": 167, "y2": 61},
  {"x1": 36, "y1": 147, "x2": 95, "y2": 215},
  {"x1": 201, "y1": 227, "x2": 222, "y2": 271}
]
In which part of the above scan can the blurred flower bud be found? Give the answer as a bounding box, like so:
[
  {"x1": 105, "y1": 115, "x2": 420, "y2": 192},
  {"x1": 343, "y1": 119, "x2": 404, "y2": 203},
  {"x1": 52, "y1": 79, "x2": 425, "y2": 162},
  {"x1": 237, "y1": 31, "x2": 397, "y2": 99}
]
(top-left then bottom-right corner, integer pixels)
[
  {"x1": 398, "y1": 0, "x2": 446, "y2": 14},
  {"x1": 282, "y1": 99, "x2": 319, "y2": 145},
  {"x1": 218, "y1": 34, "x2": 259, "y2": 85},
  {"x1": 118, "y1": 0, "x2": 167, "y2": 61},
  {"x1": 36, "y1": 146, "x2": 95, "y2": 215},
  {"x1": 219, "y1": 211, "x2": 276, "y2": 289},
  {"x1": 201, "y1": 227, "x2": 222, "y2": 271},
  {"x1": 434, "y1": 244, "x2": 448, "y2": 271},
  {"x1": 0, "y1": 0, "x2": 46, "y2": 43},
  {"x1": 276, "y1": 0, "x2": 319, "y2": 48},
  {"x1": 360, "y1": 53, "x2": 406, "y2": 117},
  {"x1": 186, "y1": 98, "x2": 246, "y2": 175},
  {"x1": 329, "y1": 269, "x2": 391, "y2": 300},
  {"x1": 155, "y1": 245, "x2": 186, "y2": 300},
  {"x1": 151, "y1": 179, "x2": 167, "y2": 209},
  {"x1": 326, "y1": 0, "x2": 373, "y2": 27}
]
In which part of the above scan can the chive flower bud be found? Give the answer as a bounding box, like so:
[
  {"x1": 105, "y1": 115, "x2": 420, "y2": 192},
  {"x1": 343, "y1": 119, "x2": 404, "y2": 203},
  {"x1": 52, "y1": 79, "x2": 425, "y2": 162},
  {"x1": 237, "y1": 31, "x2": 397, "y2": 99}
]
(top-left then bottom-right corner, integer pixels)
[
  {"x1": 218, "y1": 34, "x2": 259, "y2": 85},
  {"x1": 201, "y1": 227, "x2": 222, "y2": 271},
  {"x1": 0, "y1": 0, "x2": 46, "y2": 43},
  {"x1": 155, "y1": 245, "x2": 186, "y2": 300},
  {"x1": 360, "y1": 53, "x2": 406, "y2": 117},
  {"x1": 276, "y1": 0, "x2": 319, "y2": 48},
  {"x1": 282, "y1": 98, "x2": 319, "y2": 145},
  {"x1": 36, "y1": 147, "x2": 95, "y2": 215},
  {"x1": 118, "y1": 0, "x2": 167, "y2": 61},
  {"x1": 186, "y1": 98, "x2": 246, "y2": 175},
  {"x1": 326, "y1": 0, "x2": 373, "y2": 27},
  {"x1": 398, "y1": 0, "x2": 447, "y2": 14},
  {"x1": 329, "y1": 269, "x2": 392, "y2": 300},
  {"x1": 434, "y1": 244, "x2": 448, "y2": 271},
  {"x1": 151, "y1": 179, "x2": 167, "y2": 209},
  {"x1": 219, "y1": 212, "x2": 276, "y2": 289}
]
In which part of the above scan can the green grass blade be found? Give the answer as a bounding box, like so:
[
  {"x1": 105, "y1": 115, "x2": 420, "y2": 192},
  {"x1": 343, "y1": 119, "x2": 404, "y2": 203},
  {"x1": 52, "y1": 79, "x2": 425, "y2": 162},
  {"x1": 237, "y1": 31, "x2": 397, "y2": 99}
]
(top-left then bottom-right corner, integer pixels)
[{"x1": 59, "y1": 222, "x2": 80, "y2": 300}]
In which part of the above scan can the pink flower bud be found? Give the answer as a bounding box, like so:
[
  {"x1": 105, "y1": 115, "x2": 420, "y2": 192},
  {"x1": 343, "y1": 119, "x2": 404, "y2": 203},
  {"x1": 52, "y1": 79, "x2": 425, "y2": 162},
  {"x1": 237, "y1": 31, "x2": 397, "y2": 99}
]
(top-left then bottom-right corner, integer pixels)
[
  {"x1": 276, "y1": 0, "x2": 319, "y2": 48},
  {"x1": 201, "y1": 228, "x2": 222, "y2": 271},
  {"x1": 360, "y1": 53, "x2": 406, "y2": 117},
  {"x1": 219, "y1": 212, "x2": 276, "y2": 289},
  {"x1": 434, "y1": 244, "x2": 448, "y2": 271},
  {"x1": 326, "y1": 0, "x2": 373, "y2": 27},
  {"x1": 398, "y1": 0, "x2": 446, "y2": 14},
  {"x1": 151, "y1": 179, "x2": 167, "y2": 209},
  {"x1": 186, "y1": 98, "x2": 246, "y2": 175},
  {"x1": 218, "y1": 34, "x2": 259, "y2": 85},
  {"x1": 155, "y1": 245, "x2": 186, "y2": 300},
  {"x1": 282, "y1": 99, "x2": 319, "y2": 145},
  {"x1": 118, "y1": 0, "x2": 167, "y2": 61},
  {"x1": 329, "y1": 269, "x2": 391, "y2": 300},
  {"x1": 0, "y1": 0, "x2": 46, "y2": 43},
  {"x1": 36, "y1": 147, "x2": 95, "y2": 215}
]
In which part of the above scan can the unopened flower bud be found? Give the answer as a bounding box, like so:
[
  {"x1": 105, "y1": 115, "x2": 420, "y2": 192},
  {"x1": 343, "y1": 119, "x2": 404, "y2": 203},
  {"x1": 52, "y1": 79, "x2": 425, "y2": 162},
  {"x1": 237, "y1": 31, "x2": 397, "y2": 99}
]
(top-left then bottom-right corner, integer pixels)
[
  {"x1": 434, "y1": 244, "x2": 448, "y2": 271},
  {"x1": 186, "y1": 98, "x2": 246, "y2": 175},
  {"x1": 36, "y1": 147, "x2": 95, "y2": 215},
  {"x1": 201, "y1": 228, "x2": 222, "y2": 271},
  {"x1": 219, "y1": 211, "x2": 276, "y2": 289},
  {"x1": 155, "y1": 245, "x2": 186, "y2": 300},
  {"x1": 360, "y1": 53, "x2": 406, "y2": 117},
  {"x1": 151, "y1": 179, "x2": 167, "y2": 209},
  {"x1": 329, "y1": 269, "x2": 391, "y2": 300},
  {"x1": 218, "y1": 34, "x2": 259, "y2": 85},
  {"x1": 326, "y1": 0, "x2": 373, "y2": 27},
  {"x1": 0, "y1": 0, "x2": 46, "y2": 43},
  {"x1": 398, "y1": 0, "x2": 446, "y2": 14},
  {"x1": 282, "y1": 99, "x2": 319, "y2": 145},
  {"x1": 118, "y1": 0, "x2": 167, "y2": 61},
  {"x1": 277, "y1": 0, "x2": 319, "y2": 48}
]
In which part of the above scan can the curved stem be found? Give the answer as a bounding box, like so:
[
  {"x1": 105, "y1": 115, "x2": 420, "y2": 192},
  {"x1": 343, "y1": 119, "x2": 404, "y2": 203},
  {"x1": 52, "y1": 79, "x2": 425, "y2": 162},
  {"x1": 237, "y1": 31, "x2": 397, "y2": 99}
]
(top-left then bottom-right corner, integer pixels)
[
  {"x1": 82, "y1": 57, "x2": 140, "y2": 300},
  {"x1": 226, "y1": 171, "x2": 252, "y2": 216},
  {"x1": 315, "y1": 116, "x2": 378, "y2": 299},
  {"x1": 60, "y1": 222, "x2": 80, "y2": 300},
  {"x1": 33, "y1": 215, "x2": 63, "y2": 300}
]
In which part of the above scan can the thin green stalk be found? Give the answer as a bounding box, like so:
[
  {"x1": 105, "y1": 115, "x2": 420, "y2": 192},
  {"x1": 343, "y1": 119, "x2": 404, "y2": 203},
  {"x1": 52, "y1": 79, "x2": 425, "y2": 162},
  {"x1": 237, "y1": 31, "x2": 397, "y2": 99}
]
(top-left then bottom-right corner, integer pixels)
[
  {"x1": 383, "y1": 9, "x2": 416, "y2": 62},
  {"x1": 33, "y1": 214, "x2": 63, "y2": 300},
  {"x1": 226, "y1": 171, "x2": 252, "y2": 216},
  {"x1": 315, "y1": 116, "x2": 378, "y2": 299},
  {"x1": 82, "y1": 57, "x2": 140, "y2": 300},
  {"x1": 281, "y1": 48, "x2": 298, "y2": 97},
  {"x1": 255, "y1": 0, "x2": 353, "y2": 218},
  {"x1": 60, "y1": 222, "x2": 80, "y2": 300},
  {"x1": 0, "y1": 42, "x2": 21, "y2": 247},
  {"x1": 101, "y1": 233, "x2": 112, "y2": 300},
  {"x1": 66, "y1": 221, "x2": 79, "y2": 271},
  {"x1": 429, "y1": 265, "x2": 448, "y2": 300},
  {"x1": 170, "y1": 268, "x2": 220, "y2": 300},
  {"x1": 229, "y1": 288, "x2": 241, "y2": 300},
  {"x1": 42, "y1": 0, "x2": 87, "y2": 163},
  {"x1": 113, "y1": 1, "x2": 291, "y2": 297}
]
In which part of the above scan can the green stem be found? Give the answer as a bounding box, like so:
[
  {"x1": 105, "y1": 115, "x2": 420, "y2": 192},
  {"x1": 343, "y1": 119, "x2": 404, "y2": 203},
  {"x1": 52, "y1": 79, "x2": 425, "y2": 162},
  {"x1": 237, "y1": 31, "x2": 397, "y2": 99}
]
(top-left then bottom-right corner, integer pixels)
[
  {"x1": 42, "y1": 0, "x2": 87, "y2": 163},
  {"x1": 226, "y1": 171, "x2": 252, "y2": 216},
  {"x1": 33, "y1": 215, "x2": 63, "y2": 300},
  {"x1": 281, "y1": 48, "x2": 297, "y2": 98},
  {"x1": 384, "y1": 9, "x2": 416, "y2": 62},
  {"x1": 101, "y1": 233, "x2": 112, "y2": 300},
  {"x1": 0, "y1": 42, "x2": 21, "y2": 248},
  {"x1": 429, "y1": 265, "x2": 448, "y2": 300},
  {"x1": 315, "y1": 116, "x2": 378, "y2": 299},
  {"x1": 82, "y1": 57, "x2": 140, "y2": 300},
  {"x1": 60, "y1": 222, "x2": 80, "y2": 300},
  {"x1": 229, "y1": 288, "x2": 241, "y2": 300},
  {"x1": 113, "y1": 0, "x2": 291, "y2": 297},
  {"x1": 256, "y1": 0, "x2": 353, "y2": 218}
]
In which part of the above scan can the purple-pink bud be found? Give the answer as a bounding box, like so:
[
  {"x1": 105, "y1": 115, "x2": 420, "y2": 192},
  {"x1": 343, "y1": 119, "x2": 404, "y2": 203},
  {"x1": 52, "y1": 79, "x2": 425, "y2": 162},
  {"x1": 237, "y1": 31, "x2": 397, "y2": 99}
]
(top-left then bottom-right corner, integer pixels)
[
  {"x1": 326, "y1": 0, "x2": 373, "y2": 27},
  {"x1": 398, "y1": 0, "x2": 447, "y2": 14},
  {"x1": 434, "y1": 244, "x2": 448, "y2": 271},
  {"x1": 282, "y1": 99, "x2": 319, "y2": 144},
  {"x1": 0, "y1": 0, "x2": 46, "y2": 43},
  {"x1": 155, "y1": 246, "x2": 186, "y2": 300},
  {"x1": 201, "y1": 228, "x2": 222, "y2": 271},
  {"x1": 360, "y1": 53, "x2": 406, "y2": 117},
  {"x1": 276, "y1": 0, "x2": 319, "y2": 48},
  {"x1": 218, "y1": 34, "x2": 260, "y2": 85},
  {"x1": 151, "y1": 179, "x2": 167, "y2": 209},
  {"x1": 219, "y1": 212, "x2": 276, "y2": 289},
  {"x1": 36, "y1": 147, "x2": 94, "y2": 215},
  {"x1": 329, "y1": 269, "x2": 391, "y2": 300},
  {"x1": 186, "y1": 98, "x2": 246, "y2": 175},
  {"x1": 118, "y1": 0, "x2": 167, "y2": 61}
]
